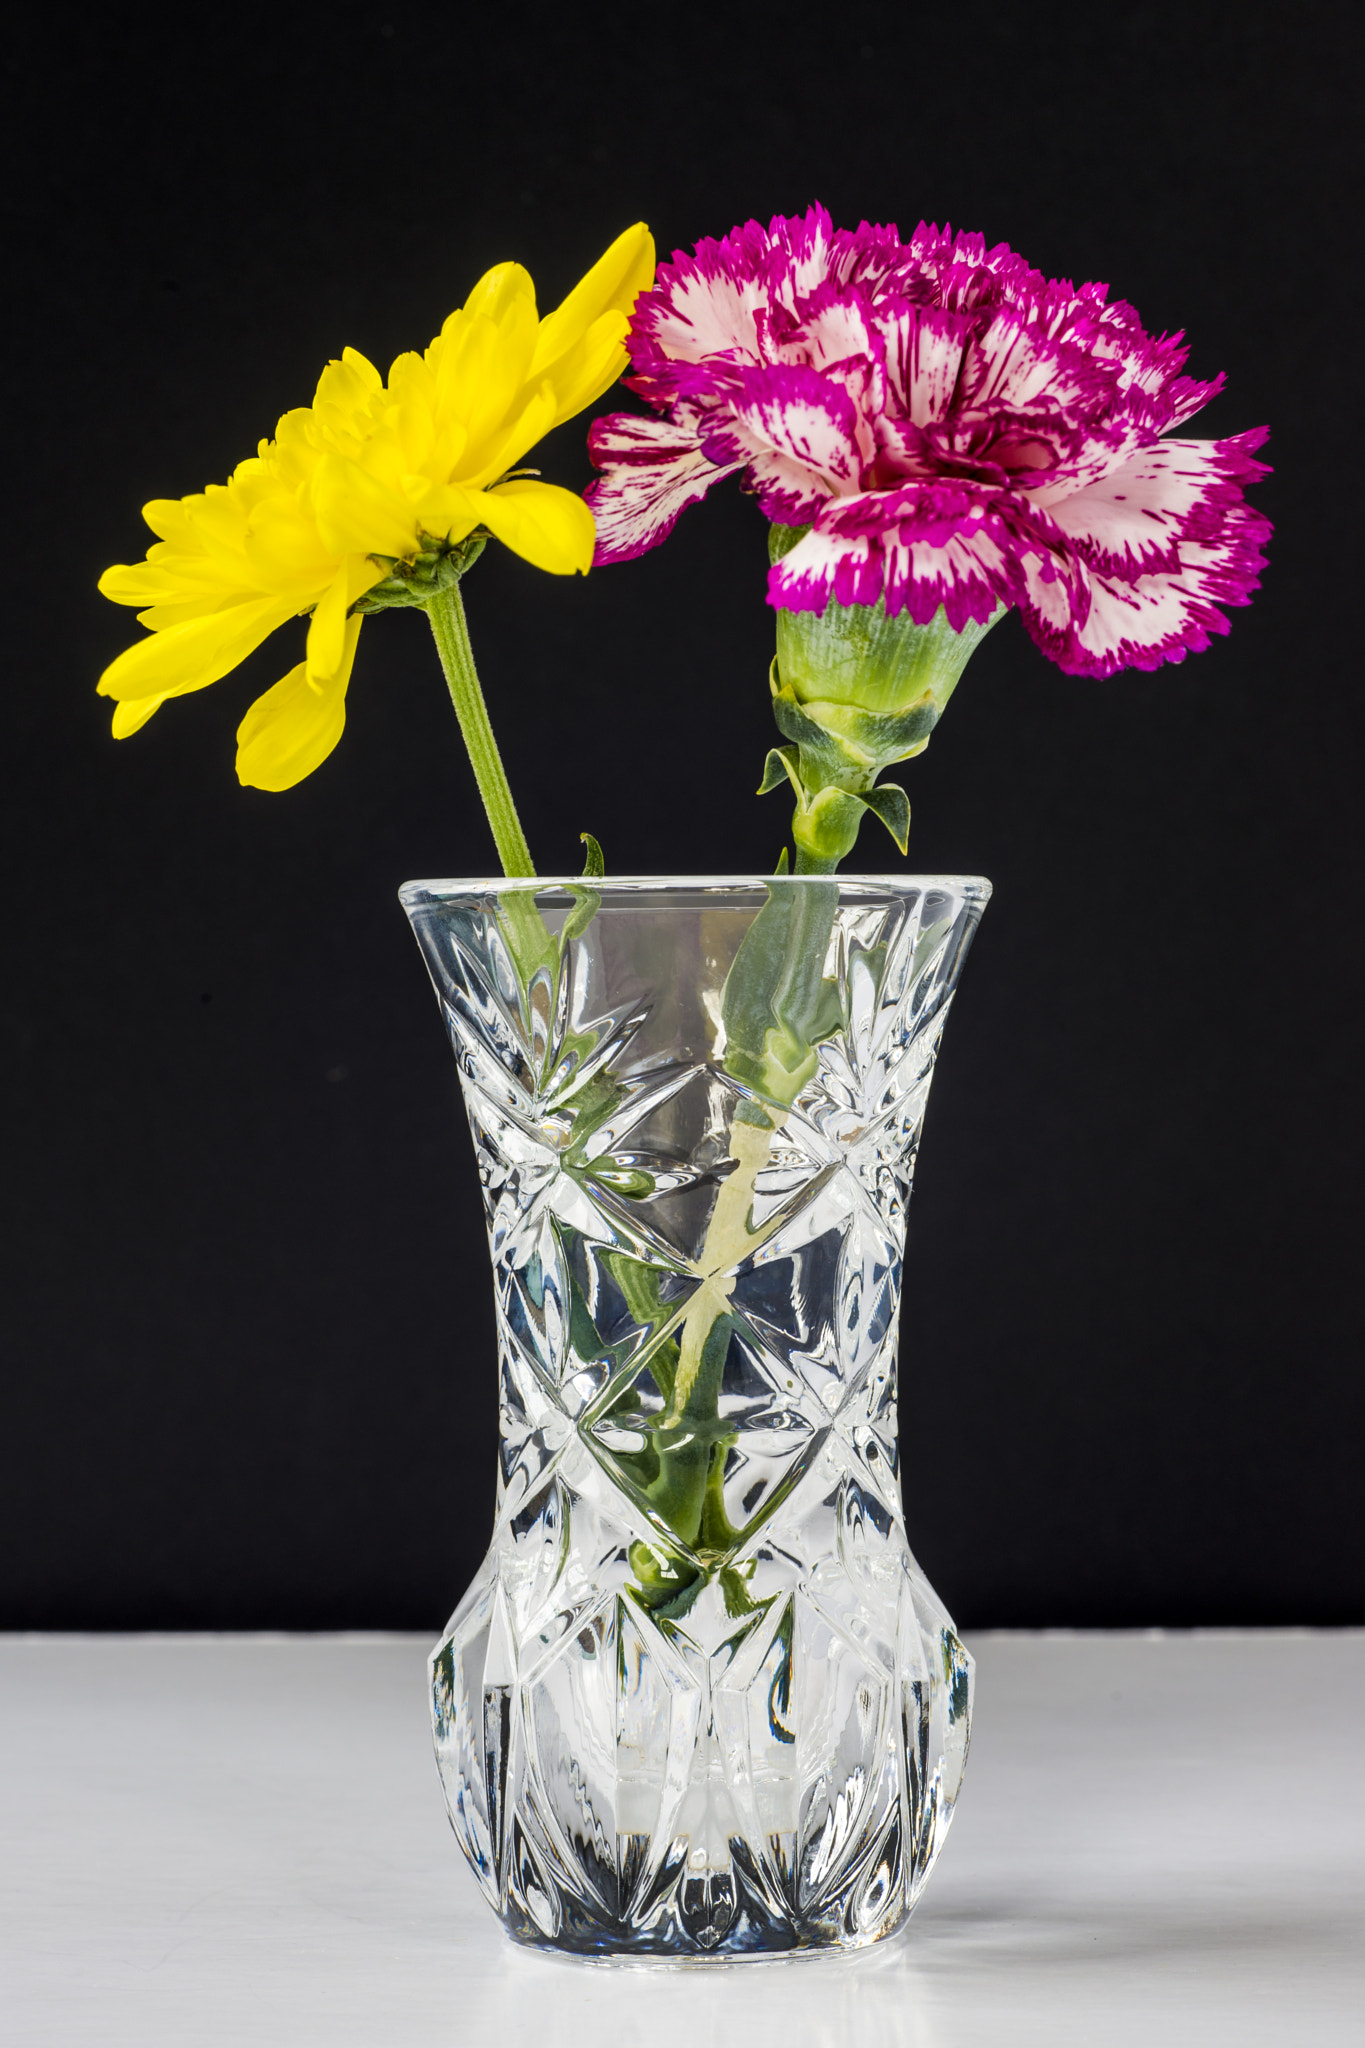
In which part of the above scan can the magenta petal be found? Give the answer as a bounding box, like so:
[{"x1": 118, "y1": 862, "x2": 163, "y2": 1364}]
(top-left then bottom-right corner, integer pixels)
[
  {"x1": 1044, "y1": 432, "x2": 1272, "y2": 580},
  {"x1": 698, "y1": 365, "x2": 864, "y2": 523},
  {"x1": 1016, "y1": 439, "x2": 1272, "y2": 676},
  {"x1": 772, "y1": 485, "x2": 1022, "y2": 627},
  {"x1": 585, "y1": 412, "x2": 739, "y2": 564},
  {"x1": 589, "y1": 201, "x2": 1271, "y2": 673}
]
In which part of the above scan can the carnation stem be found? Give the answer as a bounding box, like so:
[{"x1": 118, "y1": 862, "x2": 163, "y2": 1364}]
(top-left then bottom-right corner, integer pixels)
[
  {"x1": 425, "y1": 580, "x2": 536, "y2": 878},
  {"x1": 793, "y1": 846, "x2": 840, "y2": 876}
]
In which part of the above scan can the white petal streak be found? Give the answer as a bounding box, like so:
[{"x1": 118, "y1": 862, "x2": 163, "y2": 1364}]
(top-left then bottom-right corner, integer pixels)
[
  {"x1": 1017, "y1": 520, "x2": 1264, "y2": 677},
  {"x1": 880, "y1": 526, "x2": 1018, "y2": 627},
  {"x1": 1044, "y1": 438, "x2": 1240, "y2": 575},
  {"x1": 706, "y1": 376, "x2": 862, "y2": 517},
  {"x1": 648, "y1": 271, "x2": 766, "y2": 367},
  {"x1": 964, "y1": 308, "x2": 1090, "y2": 415},
  {"x1": 585, "y1": 412, "x2": 738, "y2": 563},
  {"x1": 1071, "y1": 551, "x2": 1230, "y2": 672},
  {"x1": 878, "y1": 306, "x2": 969, "y2": 426},
  {"x1": 768, "y1": 524, "x2": 880, "y2": 611}
]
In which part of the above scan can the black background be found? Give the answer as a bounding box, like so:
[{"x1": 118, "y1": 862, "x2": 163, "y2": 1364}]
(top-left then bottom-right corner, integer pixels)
[{"x1": 3, "y1": 0, "x2": 1359, "y2": 1630}]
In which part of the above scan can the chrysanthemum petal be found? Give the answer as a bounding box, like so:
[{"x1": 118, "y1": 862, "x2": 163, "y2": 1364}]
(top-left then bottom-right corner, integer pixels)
[
  {"x1": 476, "y1": 480, "x2": 595, "y2": 575},
  {"x1": 409, "y1": 482, "x2": 484, "y2": 545},
  {"x1": 97, "y1": 593, "x2": 298, "y2": 708},
  {"x1": 460, "y1": 261, "x2": 538, "y2": 328},
  {"x1": 430, "y1": 300, "x2": 540, "y2": 459},
  {"x1": 528, "y1": 223, "x2": 655, "y2": 381},
  {"x1": 110, "y1": 694, "x2": 170, "y2": 737},
  {"x1": 306, "y1": 556, "x2": 384, "y2": 683},
  {"x1": 458, "y1": 385, "x2": 558, "y2": 492},
  {"x1": 236, "y1": 616, "x2": 362, "y2": 792},
  {"x1": 308, "y1": 451, "x2": 417, "y2": 559},
  {"x1": 311, "y1": 347, "x2": 384, "y2": 428},
  {"x1": 541, "y1": 311, "x2": 634, "y2": 429},
  {"x1": 585, "y1": 411, "x2": 741, "y2": 563}
]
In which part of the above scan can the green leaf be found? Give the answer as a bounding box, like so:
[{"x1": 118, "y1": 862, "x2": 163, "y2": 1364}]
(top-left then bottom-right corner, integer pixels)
[
  {"x1": 579, "y1": 831, "x2": 605, "y2": 878},
  {"x1": 561, "y1": 881, "x2": 601, "y2": 949},
  {"x1": 860, "y1": 780, "x2": 911, "y2": 854},
  {"x1": 758, "y1": 746, "x2": 798, "y2": 796}
]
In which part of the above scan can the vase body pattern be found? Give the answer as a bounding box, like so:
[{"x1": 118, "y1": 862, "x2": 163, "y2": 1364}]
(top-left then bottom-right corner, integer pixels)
[{"x1": 403, "y1": 876, "x2": 988, "y2": 1957}]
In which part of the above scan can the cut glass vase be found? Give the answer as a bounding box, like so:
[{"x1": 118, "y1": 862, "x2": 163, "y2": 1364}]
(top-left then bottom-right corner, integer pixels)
[{"x1": 402, "y1": 874, "x2": 989, "y2": 1958}]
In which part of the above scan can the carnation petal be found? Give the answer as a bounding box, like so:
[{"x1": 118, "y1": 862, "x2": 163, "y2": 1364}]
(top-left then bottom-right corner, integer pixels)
[
  {"x1": 699, "y1": 365, "x2": 863, "y2": 522},
  {"x1": 585, "y1": 411, "x2": 741, "y2": 562},
  {"x1": 772, "y1": 487, "x2": 1019, "y2": 627},
  {"x1": 877, "y1": 303, "x2": 972, "y2": 427},
  {"x1": 1017, "y1": 454, "x2": 1271, "y2": 676},
  {"x1": 1043, "y1": 433, "x2": 1271, "y2": 578}
]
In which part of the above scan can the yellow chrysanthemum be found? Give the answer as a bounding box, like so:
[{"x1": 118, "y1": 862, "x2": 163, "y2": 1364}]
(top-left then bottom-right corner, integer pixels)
[{"x1": 97, "y1": 223, "x2": 655, "y2": 791}]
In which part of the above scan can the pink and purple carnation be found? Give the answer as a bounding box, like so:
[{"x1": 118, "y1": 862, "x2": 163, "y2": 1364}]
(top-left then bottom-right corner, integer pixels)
[{"x1": 586, "y1": 206, "x2": 1271, "y2": 677}]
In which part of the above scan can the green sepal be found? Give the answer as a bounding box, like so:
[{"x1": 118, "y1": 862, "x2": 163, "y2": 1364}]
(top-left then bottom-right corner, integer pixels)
[
  {"x1": 351, "y1": 531, "x2": 487, "y2": 614},
  {"x1": 859, "y1": 780, "x2": 911, "y2": 855},
  {"x1": 758, "y1": 745, "x2": 798, "y2": 796},
  {"x1": 773, "y1": 846, "x2": 790, "y2": 875},
  {"x1": 770, "y1": 666, "x2": 939, "y2": 784},
  {"x1": 578, "y1": 831, "x2": 605, "y2": 878}
]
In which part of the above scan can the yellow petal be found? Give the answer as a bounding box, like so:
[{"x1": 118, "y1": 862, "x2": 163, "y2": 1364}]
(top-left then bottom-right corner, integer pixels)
[
  {"x1": 311, "y1": 346, "x2": 383, "y2": 418},
  {"x1": 306, "y1": 556, "x2": 384, "y2": 681},
  {"x1": 434, "y1": 301, "x2": 538, "y2": 449},
  {"x1": 529, "y1": 223, "x2": 655, "y2": 380},
  {"x1": 305, "y1": 568, "x2": 352, "y2": 682},
  {"x1": 459, "y1": 261, "x2": 537, "y2": 326},
  {"x1": 97, "y1": 593, "x2": 298, "y2": 704},
  {"x1": 408, "y1": 482, "x2": 482, "y2": 543},
  {"x1": 110, "y1": 694, "x2": 168, "y2": 737},
  {"x1": 141, "y1": 499, "x2": 196, "y2": 544},
  {"x1": 99, "y1": 561, "x2": 208, "y2": 608},
  {"x1": 307, "y1": 450, "x2": 417, "y2": 559},
  {"x1": 236, "y1": 616, "x2": 362, "y2": 791},
  {"x1": 543, "y1": 308, "x2": 633, "y2": 428},
  {"x1": 477, "y1": 480, "x2": 595, "y2": 576},
  {"x1": 458, "y1": 384, "x2": 557, "y2": 491}
]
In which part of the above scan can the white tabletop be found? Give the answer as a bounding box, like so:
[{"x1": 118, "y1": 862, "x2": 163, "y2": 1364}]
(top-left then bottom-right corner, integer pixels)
[{"x1": 2, "y1": 1631, "x2": 1361, "y2": 2046}]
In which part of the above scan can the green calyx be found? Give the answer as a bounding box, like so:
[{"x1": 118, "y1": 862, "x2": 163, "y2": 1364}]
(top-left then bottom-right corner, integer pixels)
[
  {"x1": 352, "y1": 531, "x2": 488, "y2": 614},
  {"x1": 764, "y1": 522, "x2": 1005, "y2": 868}
]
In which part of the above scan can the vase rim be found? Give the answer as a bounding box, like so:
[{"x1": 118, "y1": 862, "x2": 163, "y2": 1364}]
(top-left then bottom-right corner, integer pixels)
[{"x1": 400, "y1": 872, "x2": 992, "y2": 906}]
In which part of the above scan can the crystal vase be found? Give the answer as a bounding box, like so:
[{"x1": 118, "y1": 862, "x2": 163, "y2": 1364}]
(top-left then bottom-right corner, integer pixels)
[{"x1": 402, "y1": 874, "x2": 989, "y2": 1958}]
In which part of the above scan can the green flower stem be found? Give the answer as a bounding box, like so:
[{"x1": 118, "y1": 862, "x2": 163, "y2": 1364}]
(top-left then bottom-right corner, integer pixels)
[
  {"x1": 425, "y1": 580, "x2": 536, "y2": 879},
  {"x1": 793, "y1": 846, "x2": 840, "y2": 875}
]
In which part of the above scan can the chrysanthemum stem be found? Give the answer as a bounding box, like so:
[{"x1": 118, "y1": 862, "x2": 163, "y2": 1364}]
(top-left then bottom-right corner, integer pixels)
[{"x1": 425, "y1": 581, "x2": 536, "y2": 878}]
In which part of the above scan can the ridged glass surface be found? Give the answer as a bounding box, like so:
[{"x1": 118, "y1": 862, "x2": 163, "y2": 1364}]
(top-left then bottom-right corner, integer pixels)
[{"x1": 402, "y1": 876, "x2": 989, "y2": 1958}]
